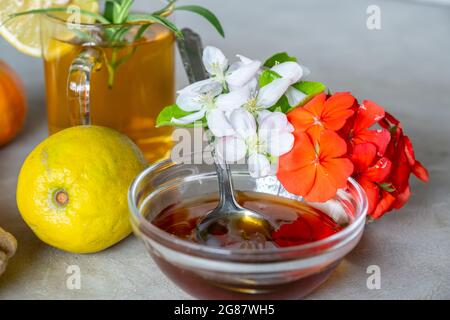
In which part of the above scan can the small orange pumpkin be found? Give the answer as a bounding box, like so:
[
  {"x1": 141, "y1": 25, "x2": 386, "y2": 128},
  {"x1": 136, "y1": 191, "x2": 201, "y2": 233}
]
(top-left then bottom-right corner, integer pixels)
[{"x1": 0, "y1": 60, "x2": 27, "y2": 146}]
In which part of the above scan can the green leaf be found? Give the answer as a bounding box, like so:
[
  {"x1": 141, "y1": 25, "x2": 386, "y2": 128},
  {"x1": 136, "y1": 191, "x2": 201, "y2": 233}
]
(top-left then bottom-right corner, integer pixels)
[
  {"x1": 104, "y1": 0, "x2": 133, "y2": 23},
  {"x1": 126, "y1": 13, "x2": 183, "y2": 38},
  {"x1": 259, "y1": 70, "x2": 281, "y2": 87},
  {"x1": 174, "y1": 5, "x2": 225, "y2": 37},
  {"x1": 103, "y1": 1, "x2": 114, "y2": 21},
  {"x1": 263, "y1": 52, "x2": 297, "y2": 68},
  {"x1": 292, "y1": 81, "x2": 326, "y2": 96},
  {"x1": 116, "y1": 0, "x2": 134, "y2": 23},
  {"x1": 152, "y1": 0, "x2": 178, "y2": 16},
  {"x1": 151, "y1": 14, "x2": 183, "y2": 38},
  {"x1": 290, "y1": 81, "x2": 326, "y2": 108},
  {"x1": 5, "y1": 8, "x2": 111, "y2": 25},
  {"x1": 103, "y1": 1, "x2": 116, "y2": 22},
  {"x1": 156, "y1": 104, "x2": 206, "y2": 128},
  {"x1": 134, "y1": 24, "x2": 151, "y2": 41},
  {"x1": 269, "y1": 95, "x2": 291, "y2": 113},
  {"x1": 378, "y1": 182, "x2": 396, "y2": 193},
  {"x1": 389, "y1": 125, "x2": 398, "y2": 135}
]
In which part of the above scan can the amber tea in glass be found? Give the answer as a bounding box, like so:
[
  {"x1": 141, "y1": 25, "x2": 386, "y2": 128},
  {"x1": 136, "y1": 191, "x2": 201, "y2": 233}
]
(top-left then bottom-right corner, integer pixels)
[{"x1": 40, "y1": 15, "x2": 175, "y2": 163}]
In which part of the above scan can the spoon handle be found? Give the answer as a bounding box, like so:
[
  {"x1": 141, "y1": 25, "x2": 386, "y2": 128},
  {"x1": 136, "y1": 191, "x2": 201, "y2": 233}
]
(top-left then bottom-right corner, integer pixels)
[
  {"x1": 214, "y1": 154, "x2": 241, "y2": 212},
  {"x1": 177, "y1": 28, "x2": 241, "y2": 213},
  {"x1": 176, "y1": 28, "x2": 209, "y2": 82}
]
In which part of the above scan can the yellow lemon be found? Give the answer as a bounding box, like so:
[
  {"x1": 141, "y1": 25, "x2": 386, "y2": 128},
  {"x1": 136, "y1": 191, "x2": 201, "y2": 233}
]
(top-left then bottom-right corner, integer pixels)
[{"x1": 16, "y1": 126, "x2": 148, "y2": 253}]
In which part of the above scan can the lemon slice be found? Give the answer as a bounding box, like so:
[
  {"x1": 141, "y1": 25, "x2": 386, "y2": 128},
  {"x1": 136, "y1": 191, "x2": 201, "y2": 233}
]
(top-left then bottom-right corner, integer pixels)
[{"x1": 0, "y1": 0, "x2": 99, "y2": 58}]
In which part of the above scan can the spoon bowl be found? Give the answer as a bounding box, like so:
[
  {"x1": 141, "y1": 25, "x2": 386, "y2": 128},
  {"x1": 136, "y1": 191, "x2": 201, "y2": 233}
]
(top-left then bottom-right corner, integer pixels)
[
  {"x1": 195, "y1": 157, "x2": 276, "y2": 245},
  {"x1": 196, "y1": 205, "x2": 274, "y2": 244}
]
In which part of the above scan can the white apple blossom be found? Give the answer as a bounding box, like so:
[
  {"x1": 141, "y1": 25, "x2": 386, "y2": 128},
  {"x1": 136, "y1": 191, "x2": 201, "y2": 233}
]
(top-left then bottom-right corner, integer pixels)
[
  {"x1": 171, "y1": 79, "x2": 222, "y2": 124},
  {"x1": 202, "y1": 46, "x2": 261, "y2": 90},
  {"x1": 207, "y1": 61, "x2": 306, "y2": 119},
  {"x1": 215, "y1": 109, "x2": 294, "y2": 178},
  {"x1": 193, "y1": 77, "x2": 292, "y2": 122},
  {"x1": 172, "y1": 47, "x2": 264, "y2": 136},
  {"x1": 270, "y1": 61, "x2": 308, "y2": 107},
  {"x1": 173, "y1": 80, "x2": 253, "y2": 137}
]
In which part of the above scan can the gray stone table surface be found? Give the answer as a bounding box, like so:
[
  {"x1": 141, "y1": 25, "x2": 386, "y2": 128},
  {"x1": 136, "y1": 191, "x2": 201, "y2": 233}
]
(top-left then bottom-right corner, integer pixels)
[{"x1": 0, "y1": 0, "x2": 449, "y2": 299}]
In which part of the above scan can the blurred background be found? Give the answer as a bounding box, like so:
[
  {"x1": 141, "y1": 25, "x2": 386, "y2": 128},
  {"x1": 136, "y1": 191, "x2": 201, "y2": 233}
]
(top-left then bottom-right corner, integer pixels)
[{"x1": 1, "y1": 0, "x2": 449, "y2": 299}]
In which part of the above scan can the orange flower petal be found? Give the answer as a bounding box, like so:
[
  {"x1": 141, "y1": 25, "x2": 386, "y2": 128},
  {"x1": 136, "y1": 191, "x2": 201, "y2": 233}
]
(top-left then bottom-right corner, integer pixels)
[
  {"x1": 278, "y1": 132, "x2": 316, "y2": 171},
  {"x1": 322, "y1": 113, "x2": 355, "y2": 131},
  {"x1": 306, "y1": 125, "x2": 325, "y2": 142},
  {"x1": 303, "y1": 92, "x2": 326, "y2": 116},
  {"x1": 321, "y1": 157, "x2": 354, "y2": 190},
  {"x1": 277, "y1": 164, "x2": 316, "y2": 198},
  {"x1": 317, "y1": 129, "x2": 348, "y2": 159},
  {"x1": 323, "y1": 92, "x2": 355, "y2": 113},
  {"x1": 287, "y1": 93, "x2": 326, "y2": 132},
  {"x1": 304, "y1": 165, "x2": 339, "y2": 202},
  {"x1": 279, "y1": 120, "x2": 354, "y2": 203},
  {"x1": 322, "y1": 92, "x2": 355, "y2": 130},
  {"x1": 287, "y1": 107, "x2": 315, "y2": 132}
]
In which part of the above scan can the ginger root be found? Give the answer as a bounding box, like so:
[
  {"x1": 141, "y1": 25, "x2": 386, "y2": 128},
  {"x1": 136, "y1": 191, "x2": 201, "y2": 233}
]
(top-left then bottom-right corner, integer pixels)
[{"x1": 0, "y1": 226, "x2": 17, "y2": 276}]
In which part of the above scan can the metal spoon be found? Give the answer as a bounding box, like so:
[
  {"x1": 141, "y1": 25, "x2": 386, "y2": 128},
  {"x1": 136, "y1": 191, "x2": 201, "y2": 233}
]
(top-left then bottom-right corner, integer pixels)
[{"x1": 177, "y1": 29, "x2": 274, "y2": 244}]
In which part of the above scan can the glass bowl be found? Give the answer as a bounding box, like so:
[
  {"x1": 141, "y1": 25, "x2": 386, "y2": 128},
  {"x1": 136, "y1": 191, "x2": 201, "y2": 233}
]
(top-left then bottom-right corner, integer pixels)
[{"x1": 128, "y1": 153, "x2": 367, "y2": 299}]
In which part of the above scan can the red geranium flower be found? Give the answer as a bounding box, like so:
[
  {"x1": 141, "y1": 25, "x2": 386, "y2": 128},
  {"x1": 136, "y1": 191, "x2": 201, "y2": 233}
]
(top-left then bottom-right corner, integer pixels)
[
  {"x1": 278, "y1": 92, "x2": 428, "y2": 220},
  {"x1": 277, "y1": 129, "x2": 354, "y2": 202},
  {"x1": 340, "y1": 100, "x2": 391, "y2": 155},
  {"x1": 381, "y1": 112, "x2": 429, "y2": 184},
  {"x1": 287, "y1": 92, "x2": 355, "y2": 140},
  {"x1": 378, "y1": 112, "x2": 429, "y2": 212},
  {"x1": 350, "y1": 143, "x2": 394, "y2": 217},
  {"x1": 370, "y1": 190, "x2": 397, "y2": 219},
  {"x1": 349, "y1": 111, "x2": 429, "y2": 219},
  {"x1": 271, "y1": 211, "x2": 343, "y2": 247}
]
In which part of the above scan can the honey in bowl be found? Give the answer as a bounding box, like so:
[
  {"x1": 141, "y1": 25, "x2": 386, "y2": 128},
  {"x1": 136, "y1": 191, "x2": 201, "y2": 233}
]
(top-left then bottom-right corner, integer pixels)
[
  {"x1": 150, "y1": 191, "x2": 348, "y2": 299},
  {"x1": 153, "y1": 191, "x2": 344, "y2": 250}
]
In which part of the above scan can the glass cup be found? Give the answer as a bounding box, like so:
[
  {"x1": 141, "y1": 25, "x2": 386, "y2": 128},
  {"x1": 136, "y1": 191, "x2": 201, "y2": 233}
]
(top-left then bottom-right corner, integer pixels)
[
  {"x1": 40, "y1": 13, "x2": 175, "y2": 163},
  {"x1": 128, "y1": 153, "x2": 368, "y2": 299}
]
